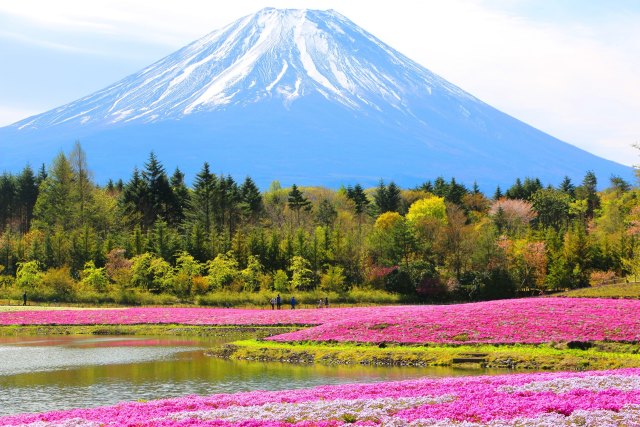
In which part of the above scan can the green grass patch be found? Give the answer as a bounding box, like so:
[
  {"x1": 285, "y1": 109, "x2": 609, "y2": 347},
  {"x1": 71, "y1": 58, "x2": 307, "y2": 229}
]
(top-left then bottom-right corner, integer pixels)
[
  {"x1": 557, "y1": 282, "x2": 640, "y2": 299},
  {"x1": 0, "y1": 324, "x2": 298, "y2": 338},
  {"x1": 213, "y1": 339, "x2": 640, "y2": 371}
]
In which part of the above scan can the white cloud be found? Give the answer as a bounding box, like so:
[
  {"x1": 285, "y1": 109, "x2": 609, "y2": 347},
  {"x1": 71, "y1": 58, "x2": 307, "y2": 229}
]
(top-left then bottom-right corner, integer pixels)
[{"x1": 0, "y1": 0, "x2": 638, "y2": 165}]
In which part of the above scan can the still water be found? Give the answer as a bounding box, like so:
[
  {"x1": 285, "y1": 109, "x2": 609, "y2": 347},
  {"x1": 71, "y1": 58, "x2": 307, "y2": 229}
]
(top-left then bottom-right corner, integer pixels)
[{"x1": 0, "y1": 335, "x2": 500, "y2": 416}]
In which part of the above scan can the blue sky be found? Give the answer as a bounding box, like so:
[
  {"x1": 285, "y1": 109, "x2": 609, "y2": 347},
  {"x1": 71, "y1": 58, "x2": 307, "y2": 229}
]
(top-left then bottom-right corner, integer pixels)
[{"x1": 1, "y1": 0, "x2": 639, "y2": 166}]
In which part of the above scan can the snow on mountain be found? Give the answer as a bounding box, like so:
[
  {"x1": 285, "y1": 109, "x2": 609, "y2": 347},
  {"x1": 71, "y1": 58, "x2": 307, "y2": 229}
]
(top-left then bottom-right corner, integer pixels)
[
  {"x1": 0, "y1": 8, "x2": 632, "y2": 189},
  {"x1": 12, "y1": 8, "x2": 463, "y2": 129}
]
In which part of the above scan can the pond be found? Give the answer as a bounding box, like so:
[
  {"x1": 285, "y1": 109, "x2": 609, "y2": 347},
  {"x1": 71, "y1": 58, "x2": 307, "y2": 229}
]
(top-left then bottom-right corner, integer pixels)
[{"x1": 0, "y1": 335, "x2": 505, "y2": 416}]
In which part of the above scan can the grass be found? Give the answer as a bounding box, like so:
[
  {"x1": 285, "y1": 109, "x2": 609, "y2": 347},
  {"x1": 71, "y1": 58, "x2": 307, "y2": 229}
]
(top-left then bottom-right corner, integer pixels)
[
  {"x1": 0, "y1": 324, "x2": 298, "y2": 338},
  {"x1": 0, "y1": 305, "x2": 124, "y2": 312},
  {"x1": 212, "y1": 339, "x2": 640, "y2": 371},
  {"x1": 558, "y1": 282, "x2": 640, "y2": 299}
]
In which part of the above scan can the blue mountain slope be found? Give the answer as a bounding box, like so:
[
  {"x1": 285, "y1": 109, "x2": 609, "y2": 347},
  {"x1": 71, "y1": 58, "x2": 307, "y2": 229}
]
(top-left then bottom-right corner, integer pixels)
[{"x1": 0, "y1": 8, "x2": 631, "y2": 189}]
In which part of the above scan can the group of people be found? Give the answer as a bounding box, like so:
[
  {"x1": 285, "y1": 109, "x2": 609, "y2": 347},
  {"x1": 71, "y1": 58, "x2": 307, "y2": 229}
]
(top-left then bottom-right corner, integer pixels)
[{"x1": 268, "y1": 294, "x2": 329, "y2": 310}]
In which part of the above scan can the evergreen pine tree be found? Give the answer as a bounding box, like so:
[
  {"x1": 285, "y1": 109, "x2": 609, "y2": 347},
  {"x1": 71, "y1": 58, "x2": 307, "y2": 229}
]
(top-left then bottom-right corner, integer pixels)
[
  {"x1": 346, "y1": 184, "x2": 369, "y2": 215},
  {"x1": 169, "y1": 167, "x2": 190, "y2": 227},
  {"x1": 316, "y1": 199, "x2": 337, "y2": 227},
  {"x1": 493, "y1": 186, "x2": 503, "y2": 200},
  {"x1": 472, "y1": 181, "x2": 481, "y2": 195},
  {"x1": 288, "y1": 184, "x2": 311, "y2": 225},
  {"x1": 576, "y1": 171, "x2": 600, "y2": 219},
  {"x1": 33, "y1": 153, "x2": 74, "y2": 231},
  {"x1": 141, "y1": 152, "x2": 173, "y2": 227},
  {"x1": 239, "y1": 176, "x2": 263, "y2": 222},
  {"x1": 0, "y1": 173, "x2": 16, "y2": 231},
  {"x1": 120, "y1": 168, "x2": 148, "y2": 227},
  {"x1": 374, "y1": 180, "x2": 401, "y2": 213},
  {"x1": 559, "y1": 176, "x2": 575, "y2": 198},
  {"x1": 69, "y1": 141, "x2": 93, "y2": 228},
  {"x1": 36, "y1": 163, "x2": 47, "y2": 185},
  {"x1": 447, "y1": 177, "x2": 467, "y2": 205},
  {"x1": 189, "y1": 162, "x2": 217, "y2": 235},
  {"x1": 16, "y1": 165, "x2": 38, "y2": 233}
]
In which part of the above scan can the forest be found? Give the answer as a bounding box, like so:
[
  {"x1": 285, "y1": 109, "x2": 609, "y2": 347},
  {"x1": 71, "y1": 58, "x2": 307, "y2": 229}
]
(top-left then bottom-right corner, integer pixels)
[{"x1": 0, "y1": 142, "x2": 638, "y2": 305}]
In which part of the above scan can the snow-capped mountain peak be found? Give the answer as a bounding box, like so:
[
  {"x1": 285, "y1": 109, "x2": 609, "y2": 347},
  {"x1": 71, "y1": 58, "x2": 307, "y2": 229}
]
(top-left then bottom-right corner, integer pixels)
[
  {"x1": 14, "y1": 8, "x2": 465, "y2": 130},
  {"x1": 2, "y1": 8, "x2": 631, "y2": 190}
]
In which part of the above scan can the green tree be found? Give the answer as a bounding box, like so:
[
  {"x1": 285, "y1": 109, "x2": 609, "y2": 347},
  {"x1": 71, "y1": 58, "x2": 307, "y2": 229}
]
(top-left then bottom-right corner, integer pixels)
[
  {"x1": 531, "y1": 188, "x2": 571, "y2": 230},
  {"x1": 315, "y1": 199, "x2": 337, "y2": 227},
  {"x1": 320, "y1": 265, "x2": 347, "y2": 293},
  {"x1": 346, "y1": 184, "x2": 369, "y2": 215},
  {"x1": 16, "y1": 165, "x2": 38, "y2": 233},
  {"x1": 169, "y1": 167, "x2": 190, "y2": 226},
  {"x1": 287, "y1": 184, "x2": 311, "y2": 225},
  {"x1": 289, "y1": 255, "x2": 314, "y2": 291},
  {"x1": 374, "y1": 180, "x2": 401, "y2": 213},
  {"x1": 33, "y1": 153, "x2": 74, "y2": 231},
  {"x1": 239, "y1": 176, "x2": 263, "y2": 223},
  {"x1": 406, "y1": 196, "x2": 448, "y2": 225},
  {"x1": 173, "y1": 251, "x2": 202, "y2": 298},
  {"x1": 120, "y1": 168, "x2": 146, "y2": 227},
  {"x1": 206, "y1": 251, "x2": 239, "y2": 290},
  {"x1": 558, "y1": 176, "x2": 575, "y2": 197},
  {"x1": 16, "y1": 260, "x2": 43, "y2": 291},
  {"x1": 0, "y1": 173, "x2": 16, "y2": 231},
  {"x1": 575, "y1": 171, "x2": 600, "y2": 219},
  {"x1": 141, "y1": 152, "x2": 174, "y2": 228},
  {"x1": 80, "y1": 261, "x2": 109, "y2": 293},
  {"x1": 189, "y1": 163, "x2": 217, "y2": 235},
  {"x1": 241, "y1": 255, "x2": 263, "y2": 292},
  {"x1": 69, "y1": 141, "x2": 93, "y2": 228},
  {"x1": 272, "y1": 269, "x2": 289, "y2": 292}
]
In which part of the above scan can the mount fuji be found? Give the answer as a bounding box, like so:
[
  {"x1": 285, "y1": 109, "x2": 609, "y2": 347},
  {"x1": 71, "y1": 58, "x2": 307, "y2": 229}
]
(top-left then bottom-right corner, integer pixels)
[{"x1": 0, "y1": 8, "x2": 631, "y2": 189}]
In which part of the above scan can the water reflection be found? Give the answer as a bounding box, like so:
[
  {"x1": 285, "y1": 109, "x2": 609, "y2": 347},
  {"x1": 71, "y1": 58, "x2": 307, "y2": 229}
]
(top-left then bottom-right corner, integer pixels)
[{"x1": 0, "y1": 335, "x2": 503, "y2": 416}]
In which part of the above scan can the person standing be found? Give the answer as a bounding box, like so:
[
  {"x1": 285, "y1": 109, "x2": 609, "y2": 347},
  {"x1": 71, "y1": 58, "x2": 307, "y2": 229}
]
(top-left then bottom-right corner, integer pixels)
[
  {"x1": 276, "y1": 294, "x2": 282, "y2": 310},
  {"x1": 290, "y1": 296, "x2": 297, "y2": 309},
  {"x1": 22, "y1": 291, "x2": 27, "y2": 306},
  {"x1": 324, "y1": 296, "x2": 329, "y2": 308},
  {"x1": 270, "y1": 297, "x2": 275, "y2": 310}
]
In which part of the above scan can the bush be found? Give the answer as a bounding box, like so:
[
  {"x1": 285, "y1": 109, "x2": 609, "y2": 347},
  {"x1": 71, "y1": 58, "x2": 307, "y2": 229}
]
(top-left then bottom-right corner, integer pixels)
[
  {"x1": 41, "y1": 267, "x2": 76, "y2": 301},
  {"x1": 16, "y1": 261, "x2": 43, "y2": 291},
  {"x1": 320, "y1": 265, "x2": 347, "y2": 293},
  {"x1": 384, "y1": 268, "x2": 414, "y2": 294}
]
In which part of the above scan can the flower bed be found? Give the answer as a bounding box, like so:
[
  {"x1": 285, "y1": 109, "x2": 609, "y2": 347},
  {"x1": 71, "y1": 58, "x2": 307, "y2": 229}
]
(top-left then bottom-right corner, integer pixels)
[
  {"x1": 0, "y1": 306, "x2": 371, "y2": 327},
  {"x1": 2, "y1": 298, "x2": 640, "y2": 345},
  {"x1": 2, "y1": 369, "x2": 640, "y2": 426},
  {"x1": 267, "y1": 298, "x2": 640, "y2": 344}
]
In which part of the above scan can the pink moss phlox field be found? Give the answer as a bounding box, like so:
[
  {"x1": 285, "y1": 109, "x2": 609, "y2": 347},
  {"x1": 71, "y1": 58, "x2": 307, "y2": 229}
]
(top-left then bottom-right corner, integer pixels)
[
  {"x1": 268, "y1": 298, "x2": 640, "y2": 344},
  {"x1": 2, "y1": 298, "x2": 640, "y2": 344},
  {"x1": 2, "y1": 369, "x2": 640, "y2": 426},
  {"x1": 0, "y1": 306, "x2": 368, "y2": 327}
]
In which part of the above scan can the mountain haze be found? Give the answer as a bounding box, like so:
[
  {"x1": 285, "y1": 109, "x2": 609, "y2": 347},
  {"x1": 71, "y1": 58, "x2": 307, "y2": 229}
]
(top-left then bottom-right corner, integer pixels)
[{"x1": 0, "y1": 8, "x2": 631, "y2": 189}]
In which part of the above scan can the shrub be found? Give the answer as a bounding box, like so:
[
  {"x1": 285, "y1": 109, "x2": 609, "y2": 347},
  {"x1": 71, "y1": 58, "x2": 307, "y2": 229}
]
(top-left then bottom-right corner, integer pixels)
[
  {"x1": 320, "y1": 265, "x2": 347, "y2": 293},
  {"x1": 206, "y1": 252, "x2": 239, "y2": 290},
  {"x1": 273, "y1": 269, "x2": 289, "y2": 292},
  {"x1": 590, "y1": 270, "x2": 617, "y2": 286},
  {"x1": 16, "y1": 261, "x2": 43, "y2": 291},
  {"x1": 80, "y1": 261, "x2": 109, "y2": 293},
  {"x1": 41, "y1": 267, "x2": 76, "y2": 301}
]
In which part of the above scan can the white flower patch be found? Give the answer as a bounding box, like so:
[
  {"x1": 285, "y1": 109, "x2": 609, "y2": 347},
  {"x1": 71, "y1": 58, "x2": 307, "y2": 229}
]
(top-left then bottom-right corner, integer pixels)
[
  {"x1": 165, "y1": 395, "x2": 454, "y2": 424},
  {"x1": 500, "y1": 374, "x2": 640, "y2": 394},
  {"x1": 403, "y1": 405, "x2": 640, "y2": 426}
]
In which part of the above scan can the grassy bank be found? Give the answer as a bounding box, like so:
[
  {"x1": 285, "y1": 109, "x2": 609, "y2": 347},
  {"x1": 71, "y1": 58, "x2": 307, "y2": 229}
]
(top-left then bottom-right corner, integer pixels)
[
  {"x1": 212, "y1": 339, "x2": 640, "y2": 371},
  {"x1": 0, "y1": 288, "x2": 407, "y2": 308},
  {"x1": 558, "y1": 282, "x2": 640, "y2": 299},
  {"x1": 0, "y1": 324, "x2": 298, "y2": 338}
]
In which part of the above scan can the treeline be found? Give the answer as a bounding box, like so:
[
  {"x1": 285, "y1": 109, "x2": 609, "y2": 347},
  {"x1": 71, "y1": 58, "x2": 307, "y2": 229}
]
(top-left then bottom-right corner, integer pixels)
[{"x1": 0, "y1": 142, "x2": 638, "y2": 305}]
